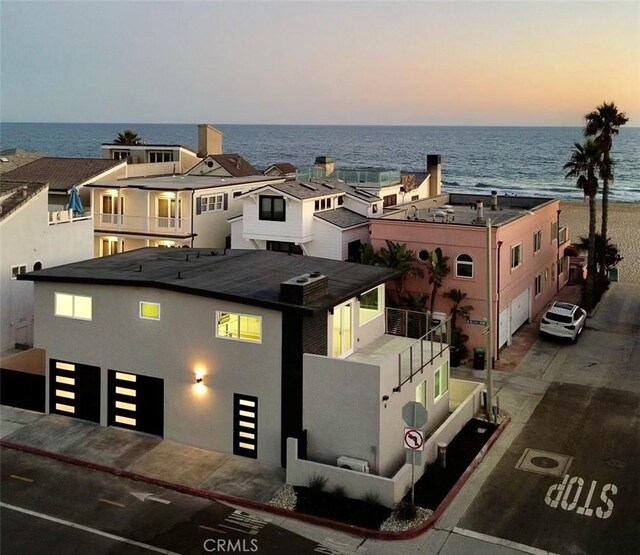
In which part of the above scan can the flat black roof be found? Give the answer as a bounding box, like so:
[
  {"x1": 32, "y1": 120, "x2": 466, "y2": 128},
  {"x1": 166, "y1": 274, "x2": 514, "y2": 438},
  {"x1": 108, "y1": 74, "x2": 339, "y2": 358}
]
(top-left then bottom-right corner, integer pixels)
[{"x1": 21, "y1": 248, "x2": 398, "y2": 315}]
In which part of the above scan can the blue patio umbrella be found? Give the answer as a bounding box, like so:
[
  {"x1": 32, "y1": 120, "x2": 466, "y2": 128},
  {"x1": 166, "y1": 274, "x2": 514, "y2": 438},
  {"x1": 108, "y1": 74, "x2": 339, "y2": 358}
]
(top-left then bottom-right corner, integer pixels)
[{"x1": 67, "y1": 185, "x2": 84, "y2": 215}]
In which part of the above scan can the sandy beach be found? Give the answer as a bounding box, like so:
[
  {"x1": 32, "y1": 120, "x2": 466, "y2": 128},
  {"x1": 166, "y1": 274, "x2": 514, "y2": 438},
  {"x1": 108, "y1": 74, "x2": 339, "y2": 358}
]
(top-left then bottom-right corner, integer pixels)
[{"x1": 559, "y1": 201, "x2": 640, "y2": 285}]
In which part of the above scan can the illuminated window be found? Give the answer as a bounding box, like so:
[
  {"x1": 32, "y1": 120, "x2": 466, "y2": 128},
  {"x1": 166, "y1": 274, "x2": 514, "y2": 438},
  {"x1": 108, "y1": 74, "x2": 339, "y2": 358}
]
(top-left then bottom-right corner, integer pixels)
[
  {"x1": 216, "y1": 312, "x2": 262, "y2": 343},
  {"x1": 434, "y1": 361, "x2": 449, "y2": 400},
  {"x1": 359, "y1": 286, "x2": 383, "y2": 324},
  {"x1": 55, "y1": 293, "x2": 92, "y2": 320},
  {"x1": 139, "y1": 301, "x2": 161, "y2": 320}
]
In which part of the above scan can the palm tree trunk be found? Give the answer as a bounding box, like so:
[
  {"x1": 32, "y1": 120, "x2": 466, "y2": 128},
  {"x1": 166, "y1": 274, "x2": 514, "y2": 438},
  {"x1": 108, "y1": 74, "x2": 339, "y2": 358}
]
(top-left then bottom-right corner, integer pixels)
[
  {"x1": 599, "y1": 176, "x2": 609, "y2": 285},
  {"x1": 585, "y1": 195, "x2": 597, "y2": 311}
]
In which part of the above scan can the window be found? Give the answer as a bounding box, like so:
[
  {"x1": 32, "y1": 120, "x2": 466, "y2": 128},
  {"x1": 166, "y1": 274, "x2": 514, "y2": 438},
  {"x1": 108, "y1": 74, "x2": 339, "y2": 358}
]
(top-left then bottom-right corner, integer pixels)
[
  {"x1": 216, "y1": 312, "x2": 262, "y2": 343},
  {"x1": 511, "y1": 243, "x2": 523, "y2": 269},
  {"x1": 416, "y1": 379, "x2": 427, "y2": 407},
  {"x1": 259, "y1": 196, "x2": 286, "y2": 221},
  {"x1": 33, "y1": 261, "x2": 43, "y2": 271},
  {"x1": 11, "y1": 265, "x2": 27, "y2": 279},
  {"x1": 383, "y1": 194, "x2": 397, "y2": 208},
  {"x1": 359, "y1": 286, "x2": 383, "y2": 324},
  {"x1": 455, "y1": 254, "x2": 474, "y2": 278},
  {"x1": 434, "y1": 361, "x2": 449, "y2": 400},
  {"x1": 551, "y1": 221, "x2": 558, "y2": 244},
  {"x1": 113, "y1": 150, "x2": 129, "y2": 160},
  {"x1": 148, "y1": 151, "x2": 173, "y2": 163},
  {"x1": 411, "y1": 195, "x2": 419, "y2": 201},
  {"x1": 140, "y1": 302, "x2": 161, "y2": 320},
  {"x1": 314, "y1": 198, "x2": 332, "y2": 211},
  {"x1": 55, "y1": 293, "x2": 92, "y2": 320},
  {"x1": 201, "y1": 194, "x2": 225, "y2": 212},
  {"x1": 533, "y1": 230, "x2": 542, "y2": 254},
  {"x1": 535, "y1": 274, "x2": 543, "y2": 296},
  {"x1": 337, "y1": 196, "x2": 344, "y2": 206}
]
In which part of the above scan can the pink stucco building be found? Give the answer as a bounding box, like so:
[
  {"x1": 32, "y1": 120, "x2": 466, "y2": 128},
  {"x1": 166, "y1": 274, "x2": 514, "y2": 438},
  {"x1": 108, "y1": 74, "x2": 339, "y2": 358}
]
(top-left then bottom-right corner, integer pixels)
[{"x1": 370, "y1": 192, "x2": 570, "y2": 363}]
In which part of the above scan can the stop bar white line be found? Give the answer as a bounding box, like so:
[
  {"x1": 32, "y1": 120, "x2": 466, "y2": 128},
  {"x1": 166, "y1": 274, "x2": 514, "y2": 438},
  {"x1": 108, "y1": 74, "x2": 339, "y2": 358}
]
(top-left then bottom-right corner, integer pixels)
[
  {"x1": 0, "y1": 502, "x2": 181, "y2": 555},
  {"x1": 452, "y1": 527, "x2": 560, "y2": 555}
]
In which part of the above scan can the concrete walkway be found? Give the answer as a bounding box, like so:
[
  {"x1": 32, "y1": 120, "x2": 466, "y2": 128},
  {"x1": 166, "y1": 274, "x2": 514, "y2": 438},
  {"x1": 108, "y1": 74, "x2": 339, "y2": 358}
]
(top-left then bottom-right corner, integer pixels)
[{"x1": 0, "y1": 407, "x2": 285, "y2": 503}]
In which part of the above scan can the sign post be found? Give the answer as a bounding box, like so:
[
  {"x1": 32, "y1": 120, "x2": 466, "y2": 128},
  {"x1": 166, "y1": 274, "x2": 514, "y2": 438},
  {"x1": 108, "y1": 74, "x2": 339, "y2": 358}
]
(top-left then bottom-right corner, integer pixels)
[{"x1": 402, "y1": 401, "x2": 428, "y2": 509}]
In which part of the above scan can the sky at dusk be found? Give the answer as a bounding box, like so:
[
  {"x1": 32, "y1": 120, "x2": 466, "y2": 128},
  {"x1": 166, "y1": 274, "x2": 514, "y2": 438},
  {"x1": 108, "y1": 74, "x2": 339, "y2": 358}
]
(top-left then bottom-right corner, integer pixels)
[{"x1": 1, "y1": 1, "x2": 639, "y2": 126}]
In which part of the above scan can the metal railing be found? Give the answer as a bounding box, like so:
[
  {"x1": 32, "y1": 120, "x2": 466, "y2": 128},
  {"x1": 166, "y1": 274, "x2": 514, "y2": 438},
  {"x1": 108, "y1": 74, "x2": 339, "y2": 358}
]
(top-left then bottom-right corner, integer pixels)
[{"x1": 385, "y1": 308, "x2": 451, "y2": 391}]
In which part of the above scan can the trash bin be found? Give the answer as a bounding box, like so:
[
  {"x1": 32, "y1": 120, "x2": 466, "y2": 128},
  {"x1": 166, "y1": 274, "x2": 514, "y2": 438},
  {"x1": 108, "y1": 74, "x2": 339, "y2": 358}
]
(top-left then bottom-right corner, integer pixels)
[
  {"x1": 437, "y1": 442, "x2": 447, "y2": 468},
  {"x1": 473, "y1": 347, "x2": 486, "y2": 370}
]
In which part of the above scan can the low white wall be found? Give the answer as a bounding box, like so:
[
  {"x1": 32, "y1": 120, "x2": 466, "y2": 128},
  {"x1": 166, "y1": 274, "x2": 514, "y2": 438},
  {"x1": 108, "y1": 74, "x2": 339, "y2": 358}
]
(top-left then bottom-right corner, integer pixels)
[{"x1": 287, "y1": 378, "x2": 484, "y2": 508}]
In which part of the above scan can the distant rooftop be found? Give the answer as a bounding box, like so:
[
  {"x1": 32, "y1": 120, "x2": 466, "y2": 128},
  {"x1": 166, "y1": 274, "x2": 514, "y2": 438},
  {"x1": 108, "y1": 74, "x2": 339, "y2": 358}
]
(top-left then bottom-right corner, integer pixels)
[
  {"x1": 20, "y1": 248, "x2": 398, "y2": 315},
  {"x1": 0, "y1": 149, "x2": 47, "y2": 176},
  {"x1": 383, "y1": 193, "x2": 556, "y2": 227},
  {"x1": 314, "y1": 207, "x2": 370, "y2": 229},
  {"x1": 86, "y1": 174, "x2": 280, "y2": 191},
  {"x1": 0, "y1": 181, "x2": 48, "y2": 222}
]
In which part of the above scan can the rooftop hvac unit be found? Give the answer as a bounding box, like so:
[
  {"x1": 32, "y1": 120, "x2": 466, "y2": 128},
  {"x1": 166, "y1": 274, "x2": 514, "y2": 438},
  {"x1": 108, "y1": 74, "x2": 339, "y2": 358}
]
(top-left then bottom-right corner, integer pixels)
[{"x1": 337, "y1": 456, "x2": 370, "y2": 473}]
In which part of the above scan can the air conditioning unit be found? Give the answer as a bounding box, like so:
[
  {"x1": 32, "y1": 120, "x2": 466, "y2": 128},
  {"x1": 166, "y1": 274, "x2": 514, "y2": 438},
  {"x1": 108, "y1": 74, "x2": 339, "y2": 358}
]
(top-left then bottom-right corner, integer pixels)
[{"x1": 337, "y1": 456, "x2": 370, "y2": 473}]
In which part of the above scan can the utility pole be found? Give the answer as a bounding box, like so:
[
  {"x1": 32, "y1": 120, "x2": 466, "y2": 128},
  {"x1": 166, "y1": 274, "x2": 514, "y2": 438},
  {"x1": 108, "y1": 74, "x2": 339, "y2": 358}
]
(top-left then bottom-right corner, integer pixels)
[{"x1": 486, "y1": 217, "x2": 494, "y2": 422}]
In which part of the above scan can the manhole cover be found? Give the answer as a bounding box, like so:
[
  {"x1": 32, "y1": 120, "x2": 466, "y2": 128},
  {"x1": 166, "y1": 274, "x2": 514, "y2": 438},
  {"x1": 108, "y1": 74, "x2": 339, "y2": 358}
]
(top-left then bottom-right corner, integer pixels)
[
  {"x1": 530, "y1": 456, "x2": 560, "y2": 469},
  {"x1": 515, "y1": 448, "x2": 573, "y2": 477}
]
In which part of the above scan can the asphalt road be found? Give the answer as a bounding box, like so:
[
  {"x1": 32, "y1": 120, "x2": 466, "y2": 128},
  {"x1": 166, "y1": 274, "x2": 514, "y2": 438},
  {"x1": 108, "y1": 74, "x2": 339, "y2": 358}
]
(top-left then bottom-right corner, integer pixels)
[
  {"x1": 457, "y1": 284, "x2": 640, "y2": 555},
  {"x1": 0, "y1": 448, "x2": 327, "y2": 555}
]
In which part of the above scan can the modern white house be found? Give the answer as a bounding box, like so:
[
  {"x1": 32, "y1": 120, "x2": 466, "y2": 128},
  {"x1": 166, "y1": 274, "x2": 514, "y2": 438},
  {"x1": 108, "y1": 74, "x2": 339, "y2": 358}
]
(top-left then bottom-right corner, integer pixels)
[
  {"x1": 0, "y1": 181, "x2": 93, "y2": 352},
  {"x1": 230, "y1": 156, "x2": 444, "y2": 260},
  {"x1": 16, "y1": 248, "x2": 462, "y2": 478}
]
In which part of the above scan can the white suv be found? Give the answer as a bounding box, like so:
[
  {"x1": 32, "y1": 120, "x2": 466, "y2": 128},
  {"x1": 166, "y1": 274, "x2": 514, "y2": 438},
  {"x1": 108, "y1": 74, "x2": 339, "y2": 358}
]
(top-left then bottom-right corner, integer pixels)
[{"x1": 540, "y1": 302, "x2": 587, "y2": 342}]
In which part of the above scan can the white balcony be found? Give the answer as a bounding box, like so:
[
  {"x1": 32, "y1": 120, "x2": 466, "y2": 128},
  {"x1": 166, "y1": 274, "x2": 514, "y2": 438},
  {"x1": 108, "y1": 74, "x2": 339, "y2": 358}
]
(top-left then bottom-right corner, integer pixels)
[
  {"x1": 48, "y1": 209, "x2": 92, "y2": 225},
  {"x1": 94, "y1": 213, "x2": 192, "y2": 236}
]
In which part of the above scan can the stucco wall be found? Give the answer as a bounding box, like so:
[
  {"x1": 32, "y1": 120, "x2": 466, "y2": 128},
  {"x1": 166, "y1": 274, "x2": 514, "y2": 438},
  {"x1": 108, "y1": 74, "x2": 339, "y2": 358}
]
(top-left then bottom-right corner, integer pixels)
[
  {"x1": 33, "y1": 282, "x2": 284, "y2": 464},
  {"x1": 1, "y1": 189, "x2": 93, "y2": 351}
]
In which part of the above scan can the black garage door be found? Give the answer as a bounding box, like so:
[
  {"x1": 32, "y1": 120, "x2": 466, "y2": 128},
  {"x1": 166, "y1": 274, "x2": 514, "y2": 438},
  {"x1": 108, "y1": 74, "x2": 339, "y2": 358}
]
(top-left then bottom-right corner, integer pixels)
[
  {"x1": 50, "y1": 359, "x2": 100, "y2": 423},
  {"x1": 107, "y1": 370, "x2": 164, "y2": 437}
]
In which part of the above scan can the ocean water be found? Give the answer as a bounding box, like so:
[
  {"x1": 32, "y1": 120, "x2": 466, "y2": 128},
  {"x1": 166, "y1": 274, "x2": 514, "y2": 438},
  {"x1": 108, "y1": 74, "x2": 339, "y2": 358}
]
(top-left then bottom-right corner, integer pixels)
[{"x1": 1, "y1": 123, "x2": 639, "y2": 202}]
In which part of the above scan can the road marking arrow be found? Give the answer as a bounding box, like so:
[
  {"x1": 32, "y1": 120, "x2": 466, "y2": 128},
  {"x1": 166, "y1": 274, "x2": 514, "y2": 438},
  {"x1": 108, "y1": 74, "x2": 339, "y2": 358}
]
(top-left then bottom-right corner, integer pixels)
[{"x1": 130, "y1": 492, "x2": 171, "y2": 504}]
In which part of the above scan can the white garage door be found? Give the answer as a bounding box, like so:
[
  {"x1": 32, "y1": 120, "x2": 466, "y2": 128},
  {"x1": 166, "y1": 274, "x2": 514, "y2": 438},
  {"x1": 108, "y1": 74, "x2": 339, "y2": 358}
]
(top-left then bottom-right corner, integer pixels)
[
  {"x1": 498, "y1": 307, "x2": 510, "y2": 348},
  {"x1": 510, "y1": 288, "x2": 530, "y2": 333}
]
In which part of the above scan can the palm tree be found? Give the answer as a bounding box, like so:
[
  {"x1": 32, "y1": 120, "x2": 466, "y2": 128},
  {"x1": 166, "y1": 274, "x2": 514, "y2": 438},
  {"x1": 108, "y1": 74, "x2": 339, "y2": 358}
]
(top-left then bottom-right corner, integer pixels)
[
  {"x1": 584, "y1": 102, "x2": 628, "y2": 283},
  {"x1": 424, "y1": 247, "x2": 450, "y2": 319},
  {"x1": 376, "y1": 240, "x2": 424, "y2": 305},
  {"x1": 113, "y1": 129, "x2": 143, "y2": 145},
  {"x1": 564, "y1": 139, "x2": 600, "y2": 310}
]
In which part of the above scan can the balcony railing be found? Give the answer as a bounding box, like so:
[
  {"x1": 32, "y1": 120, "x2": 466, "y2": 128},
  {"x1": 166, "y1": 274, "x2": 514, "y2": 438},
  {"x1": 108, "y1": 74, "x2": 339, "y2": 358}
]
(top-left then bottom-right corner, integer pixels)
[
  {"x1": 49, "y1": 209, "x2": 92, "y2": 225},
  {"x1": 295, "y1": 167, "x2": 401, "y2": 187},
  {"x1": 94, "y1": 213, "x2": 192, "y2": 236},
  {"x1": 386, "y1": 308, "x2": 451, "y2": 391}
]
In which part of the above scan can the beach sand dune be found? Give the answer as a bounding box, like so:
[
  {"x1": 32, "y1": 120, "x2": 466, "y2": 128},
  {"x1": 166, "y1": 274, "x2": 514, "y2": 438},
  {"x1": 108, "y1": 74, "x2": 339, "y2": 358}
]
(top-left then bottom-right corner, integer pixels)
[{"x1": 560, "y1": 201, "x2": 640, "y2": 285}]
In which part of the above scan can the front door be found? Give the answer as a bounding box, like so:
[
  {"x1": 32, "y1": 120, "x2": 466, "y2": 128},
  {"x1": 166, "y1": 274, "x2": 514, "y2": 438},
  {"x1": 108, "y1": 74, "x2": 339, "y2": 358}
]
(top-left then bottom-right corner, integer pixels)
[{"x1": 332, "y1": 301, "x2": 354, "y2": 358}]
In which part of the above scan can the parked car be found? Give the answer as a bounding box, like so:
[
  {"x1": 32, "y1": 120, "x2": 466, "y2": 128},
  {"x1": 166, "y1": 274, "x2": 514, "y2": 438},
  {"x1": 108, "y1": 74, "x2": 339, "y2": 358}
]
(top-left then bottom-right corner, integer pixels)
[{"x1": 540, "y1": 302, "x2": 587, "y2": 342}]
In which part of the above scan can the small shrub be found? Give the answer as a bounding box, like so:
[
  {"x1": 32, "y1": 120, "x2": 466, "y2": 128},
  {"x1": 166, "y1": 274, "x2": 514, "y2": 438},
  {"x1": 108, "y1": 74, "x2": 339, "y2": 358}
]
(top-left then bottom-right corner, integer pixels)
[
  {"x1": 307, "y1": 473, "x2": 328, "y2": 492},
  {"x1": 362, "y1": 490, "x2": 381, "y2": 506},
  {"x1": 333, "y1": 484, "x2": 347, "y2": 498}
]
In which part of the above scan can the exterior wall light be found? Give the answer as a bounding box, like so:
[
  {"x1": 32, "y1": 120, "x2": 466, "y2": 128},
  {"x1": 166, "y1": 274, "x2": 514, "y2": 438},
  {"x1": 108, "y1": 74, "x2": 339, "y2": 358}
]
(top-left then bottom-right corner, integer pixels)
[{"x1": 195, "y1": 374, "x2": 203, "y2": 384}]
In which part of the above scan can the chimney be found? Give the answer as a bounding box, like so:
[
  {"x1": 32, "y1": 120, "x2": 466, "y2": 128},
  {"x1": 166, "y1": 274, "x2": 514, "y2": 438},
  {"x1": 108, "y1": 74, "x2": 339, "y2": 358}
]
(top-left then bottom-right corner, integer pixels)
[
  {"x1": 280, "y1": 272, "x2": 329, "y2": 305},
  {"x1": 473, "y1": 200, "x2": 485, "y2": 224},
  {"x1": 491, "y1": 190, "x2": 498, "y2": 211},
  {"x1": 197, "y1": 124, "x2": 223, "y2": 157},
  {"x1": 314, "y1": 156, "x2": 335, "y2": 178},
  {"x1": 426, "y1": 154, "x2": 442, "y2": 196}
]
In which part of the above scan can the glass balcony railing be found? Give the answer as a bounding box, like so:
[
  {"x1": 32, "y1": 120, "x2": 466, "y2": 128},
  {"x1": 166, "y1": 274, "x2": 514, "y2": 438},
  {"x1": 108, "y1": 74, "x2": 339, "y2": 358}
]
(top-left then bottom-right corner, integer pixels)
[{"x1": 295, "y1": 167, "x2": 401, "y2": 187}]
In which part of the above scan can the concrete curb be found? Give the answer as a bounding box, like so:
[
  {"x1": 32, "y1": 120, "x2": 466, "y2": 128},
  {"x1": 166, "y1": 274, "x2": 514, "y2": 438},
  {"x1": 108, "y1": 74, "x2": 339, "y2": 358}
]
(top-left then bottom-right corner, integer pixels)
[{"x1": 0, "y1": 417, "x2": 509, "y2": 541}]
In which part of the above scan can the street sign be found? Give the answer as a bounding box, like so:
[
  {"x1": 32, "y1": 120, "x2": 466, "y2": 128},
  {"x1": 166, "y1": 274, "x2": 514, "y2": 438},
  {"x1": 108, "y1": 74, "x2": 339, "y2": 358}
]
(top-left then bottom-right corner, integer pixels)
[
  {"x1": 402, "y1": 401, "x2": 428, "y2": 428},
  {"x1": 404, "y1": 427, "x2": 425, "y2": 451},
  {"x1": 467, "y1": 319, "x2": 488, "y2": 326}
]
